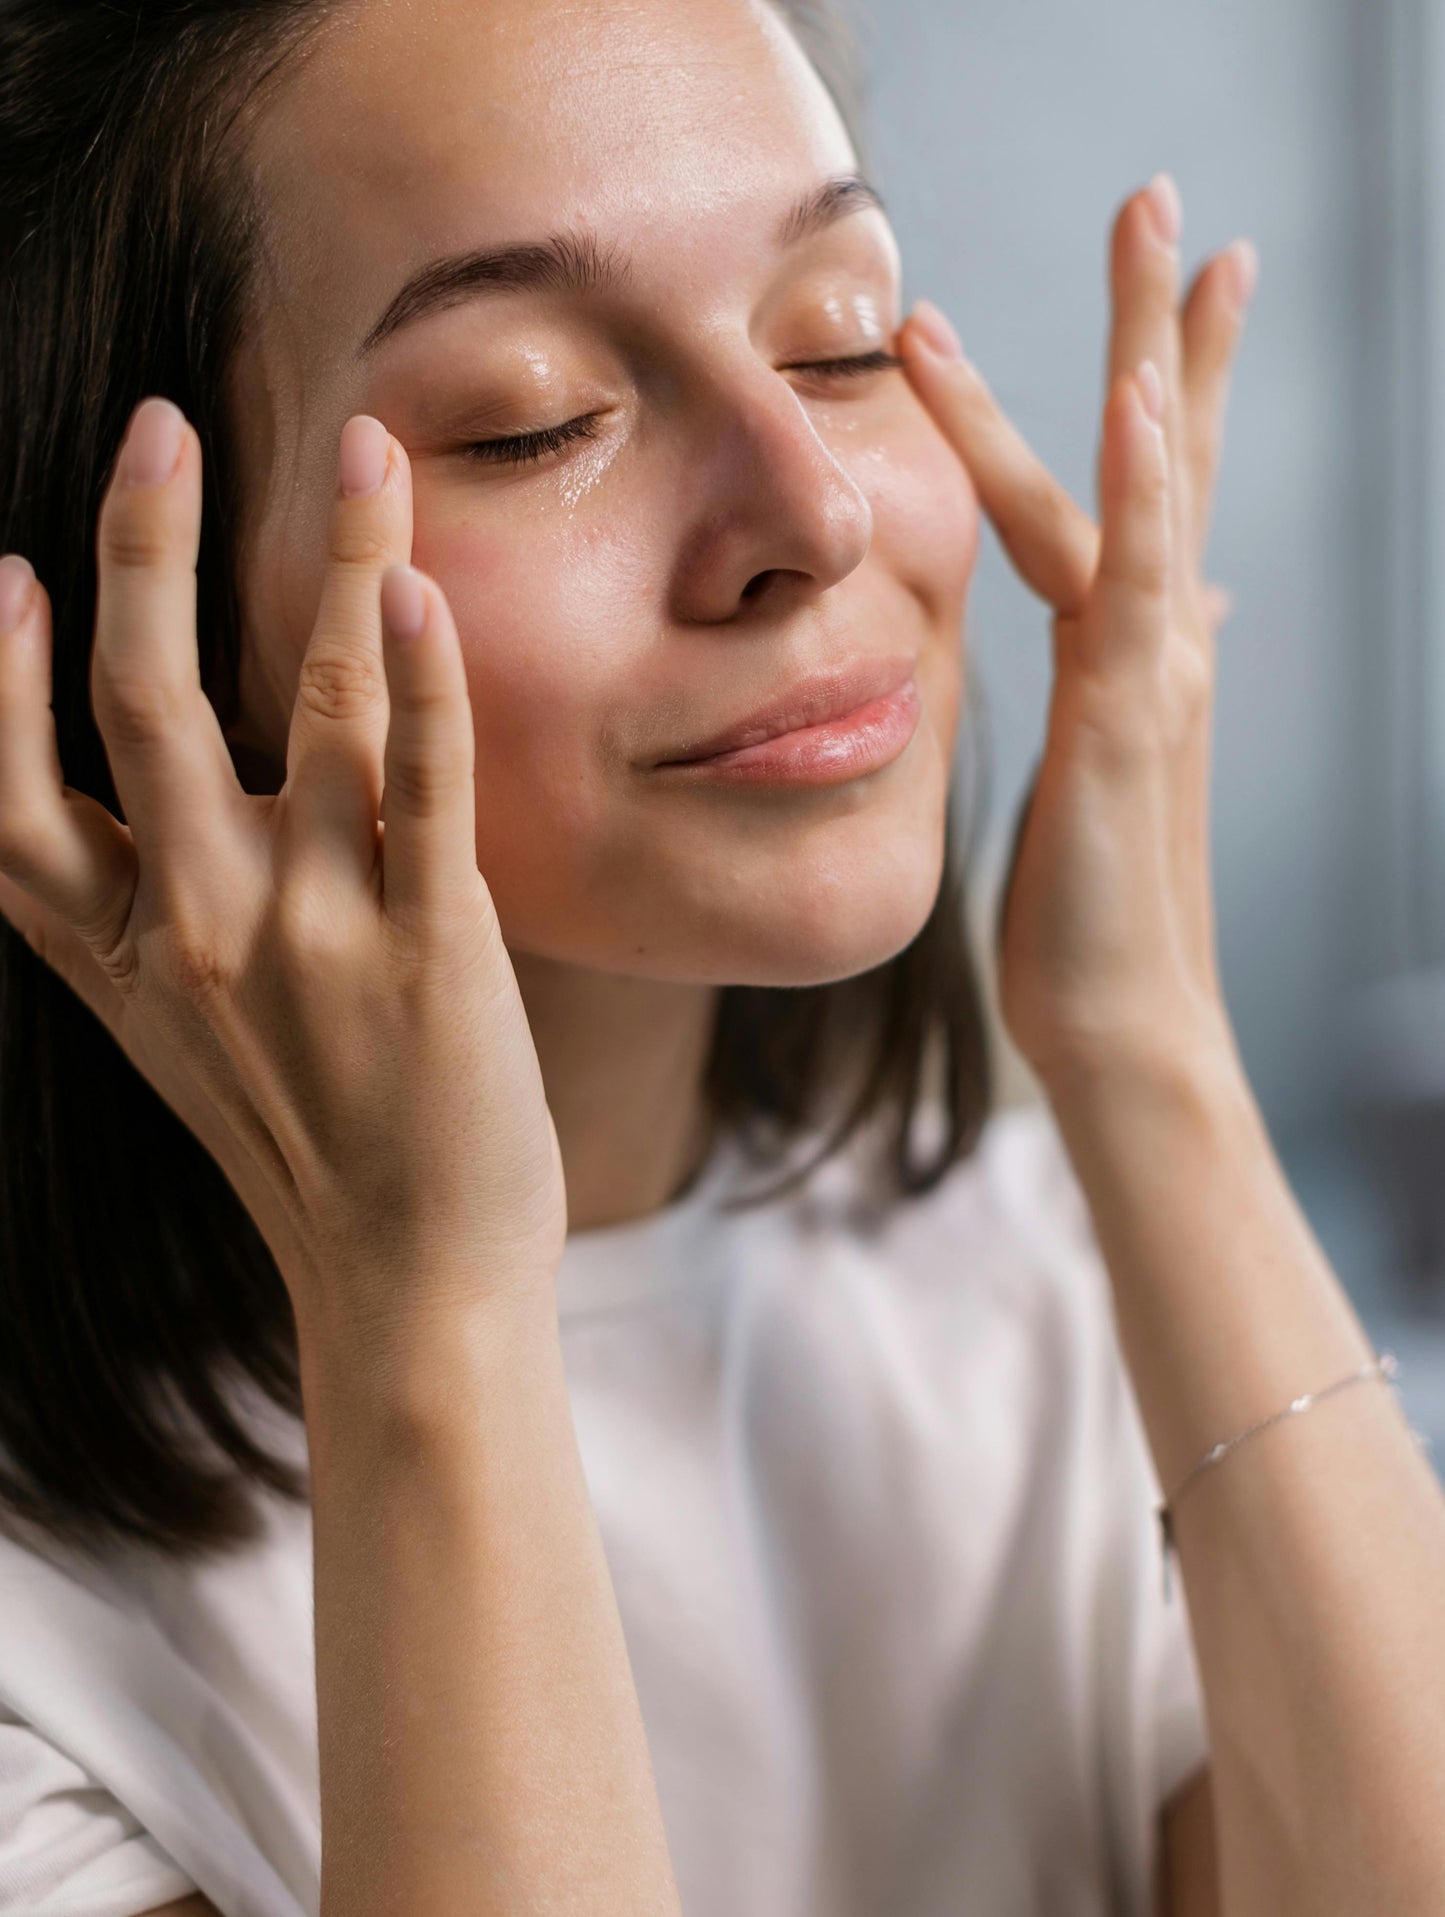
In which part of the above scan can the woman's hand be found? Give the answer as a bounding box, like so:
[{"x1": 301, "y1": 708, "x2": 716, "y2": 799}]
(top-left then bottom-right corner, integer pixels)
[
  {"x1": 0, "y1": 401, "x2": 566, "y2": 1348},
  {"x1": 897, "y1": 174, "x2": 1257, "y2": 1092}
]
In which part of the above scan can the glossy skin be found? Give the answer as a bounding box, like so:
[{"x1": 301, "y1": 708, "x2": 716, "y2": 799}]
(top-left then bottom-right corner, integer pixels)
[
  {"x1": 213, "y1": 0, "x2": 977, "y2": 1217},
  {"x1": 1, "y1": 0, "x2": 1256, "y2": 1900},
  {"x1": 0, "y1": 0, "x2": 980, "y2": 1243}
]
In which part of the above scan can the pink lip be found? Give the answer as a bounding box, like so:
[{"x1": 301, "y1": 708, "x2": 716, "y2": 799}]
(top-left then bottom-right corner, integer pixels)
[
  {"x1": 654, "y1": 674, "x2": 922, "y2": 786},
  {"x1": 655, "y1": 654, "x2": 918, "y2": 766}
]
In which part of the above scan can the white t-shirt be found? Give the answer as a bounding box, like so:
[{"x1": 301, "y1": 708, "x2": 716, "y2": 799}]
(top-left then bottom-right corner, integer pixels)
[{"x1": 0, "y1": 1098, "x2": 1209, "y2": 1917}]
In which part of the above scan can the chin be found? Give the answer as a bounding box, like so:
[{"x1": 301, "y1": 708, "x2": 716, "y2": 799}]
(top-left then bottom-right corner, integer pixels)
[
  {"x1": 492, "y1": 706, "x2": 960, "y2": 984},
  {"x1": 695, "y1": 745, "x2": 955, "y2": 989},
  {"x1": 703, "y1": 842, "x2": 948, "y2": 988},
  {"x1": 588, "y1": 793, "x2": 953, "y2": 989}
]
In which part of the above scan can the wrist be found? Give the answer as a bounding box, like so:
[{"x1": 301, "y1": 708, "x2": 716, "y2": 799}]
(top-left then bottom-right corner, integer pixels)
[
  {"x1": 1034, "y1": 1021, "x2": 1280, "y2": 1269},
  {"x1": 294, "y1": 1275, "x2": 563, "y2": 1437},
  {"x1": 1030, "y1": 1002, "x2": 1251, "y2": 1120}
]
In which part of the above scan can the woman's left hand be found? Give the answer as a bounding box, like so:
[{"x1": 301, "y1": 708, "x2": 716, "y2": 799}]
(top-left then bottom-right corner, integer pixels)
[{"x1": 898, "y1": 175, "x2": 1257, "y2": 1091}]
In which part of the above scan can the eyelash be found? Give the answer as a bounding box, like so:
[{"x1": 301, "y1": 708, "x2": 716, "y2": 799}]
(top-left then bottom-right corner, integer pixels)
[{"x1": 460, "y1": 348, "x2": 906, "y2": 467}]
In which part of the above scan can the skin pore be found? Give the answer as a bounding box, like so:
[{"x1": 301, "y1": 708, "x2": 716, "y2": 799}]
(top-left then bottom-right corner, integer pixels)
[{"x1": 221, "y1": 0, "x2": 979, "y2": 1231}]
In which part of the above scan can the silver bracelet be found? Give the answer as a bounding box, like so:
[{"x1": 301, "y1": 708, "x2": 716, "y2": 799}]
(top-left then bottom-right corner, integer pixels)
[{"x1": 1154, "y1": 1351, "x2": 1426, "y2": 1601}]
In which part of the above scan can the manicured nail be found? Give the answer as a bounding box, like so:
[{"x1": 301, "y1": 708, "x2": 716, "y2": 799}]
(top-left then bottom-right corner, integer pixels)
[
  {"x1": 121, "y1": 397, "x2": 185, "y2": 489},
  {"x1": 909, "y1": 299, "x2": 964, "y2": 361},
  {"x1": 381, "y1": 565, "x2": 427, "y2": 640},
  {"x1": 1136, "y1": 359, "x2": 1166, "y2": 424},
  {"x1": 1229, "y1": 239, "x2": 1260, "y2": 309},
  {"x1": 1145, "y1": 173, "x2": 1183, "y2": 249},
  {"x1": 339, "y1": 415, "x2": 390, "y2": 497},
  {"x1": 0, "y1": 555, "x2": 35, "y2": 633}
]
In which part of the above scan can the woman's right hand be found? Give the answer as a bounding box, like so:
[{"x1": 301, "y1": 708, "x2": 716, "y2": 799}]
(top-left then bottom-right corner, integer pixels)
[{"x1": 0, "y1": 398, "x2": 568, "y2": 1350}]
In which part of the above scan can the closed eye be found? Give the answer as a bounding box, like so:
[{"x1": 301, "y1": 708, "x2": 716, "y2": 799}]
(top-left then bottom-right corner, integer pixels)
[
  {"x1": 788, "y1": 347, "x2": 905, "y2": 382},
  {"x1": 460, "y1": 415, "x2": 603, "y2": 467},
  {"x1": 460, "y1": 348, "x2": 905, "y2": 467}
]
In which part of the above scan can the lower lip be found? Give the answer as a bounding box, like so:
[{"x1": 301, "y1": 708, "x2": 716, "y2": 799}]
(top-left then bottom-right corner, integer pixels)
[{"x1": 657, "y1": 676, "x2": 922, "y2": 786}]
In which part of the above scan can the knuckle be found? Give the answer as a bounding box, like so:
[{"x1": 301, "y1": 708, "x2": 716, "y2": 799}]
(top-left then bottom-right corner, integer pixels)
[
  {"x1": 329, "y1": 515, "x2": 397, "y2": 570},
  {"x1": 274, "y1": 879, "x2": 355, "y2": 969},
  {"x1": 99, "y1": 498, "x2": 176, "y2": 571},
  {"x1": 1133, "y1": 549, "x2": 1171, "y2": 598},
  {"x1": 1168, "y1": 640, "x2": 1214, "y2": 717},
  {"x1": 158, "y1": 914, "x2": 233, "y2": 1003},
  {"x1": 384, "y1": 740, "x2": 472, "y2": 817},
  {"x1": 389, "y1": 672, "x2": 455, "y2": 720},
  {"x1": 295, "y1": 643, "x2": 386, "y2": 726},
  {"x1": 1136, "y1": 460, "x2": 1170, "y2": 516},
  {"x1": 91, "y1": 669, "x2": 190, "y2": 751}
]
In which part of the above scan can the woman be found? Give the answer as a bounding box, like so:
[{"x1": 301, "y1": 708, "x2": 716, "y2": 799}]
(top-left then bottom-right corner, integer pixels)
[{"x1": 0, "y1": 0, "x2": 1442, "y2": 1912}]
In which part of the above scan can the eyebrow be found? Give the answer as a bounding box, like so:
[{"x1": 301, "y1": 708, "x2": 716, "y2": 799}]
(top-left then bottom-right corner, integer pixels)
[{"x1": 355, "y1": 172, "x2": 888, "y2": 359}]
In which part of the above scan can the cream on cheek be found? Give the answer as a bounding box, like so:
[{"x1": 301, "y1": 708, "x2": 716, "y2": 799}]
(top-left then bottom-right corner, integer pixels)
[{"x1": 408, "y1": 499, "x2": 651, "y2": 819}]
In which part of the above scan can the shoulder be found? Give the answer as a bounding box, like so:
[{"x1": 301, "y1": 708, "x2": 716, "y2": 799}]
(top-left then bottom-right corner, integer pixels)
[{"x1": 0, "y1": 1696, "x2": 200, "y2": 1914}]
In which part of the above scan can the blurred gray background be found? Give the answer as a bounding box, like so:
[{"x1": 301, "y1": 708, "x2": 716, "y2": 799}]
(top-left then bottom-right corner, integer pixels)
[{"x1": 852, "y1": 0, "x2": 1445, "y2": 1457}]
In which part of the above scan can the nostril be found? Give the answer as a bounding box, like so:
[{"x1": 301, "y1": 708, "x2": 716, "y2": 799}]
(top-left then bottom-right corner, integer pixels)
[{"x1": 742, "y1": 568, "x2": 799, "y2": 602}]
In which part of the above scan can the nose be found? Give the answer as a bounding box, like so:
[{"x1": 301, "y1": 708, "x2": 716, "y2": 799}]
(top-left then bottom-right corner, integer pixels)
[{"x1": 669, "y1": 362, "x2": 876, "y2": 624}]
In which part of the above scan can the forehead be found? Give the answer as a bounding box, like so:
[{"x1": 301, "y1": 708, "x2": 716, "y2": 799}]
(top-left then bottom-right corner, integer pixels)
[{"x1": 247, "y1": 0, "x2": 859, "y2": 366}]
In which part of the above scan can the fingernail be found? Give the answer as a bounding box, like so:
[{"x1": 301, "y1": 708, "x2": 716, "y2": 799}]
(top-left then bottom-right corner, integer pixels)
[
  {"x1": 1229, "y1": 239, "x2": 1260, "y2": 309},
  {"x1": 1145, "y1": 173, "x2": 1183, "y2": 249},
  {"x1": 121, "y1": 397, "x2": 186, "y2": 488},
  {"x1": 0, "y1": 555, "x2": 35, "y2": 633},
  {"x1": 1136, "y1": 359, "x2": 1166, "y2": 424},
  {"x1": 381, "y1": 565, "x2": 427, "y2": 640},
  {"x1": 909, "y1": 299, "x2": 964, "y2": 361},
  {"x1": 339, "y1": 415, "x2": 391, "y2": 498}
]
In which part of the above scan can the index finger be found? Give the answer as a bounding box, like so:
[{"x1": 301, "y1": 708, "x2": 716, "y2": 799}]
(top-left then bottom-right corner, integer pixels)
[
  {"x1": 90, "y1": 398, "x2": 245, "y2": 860},
  {"x1": 900, "y1": 305, "x2": 1100, "y2": 615}
]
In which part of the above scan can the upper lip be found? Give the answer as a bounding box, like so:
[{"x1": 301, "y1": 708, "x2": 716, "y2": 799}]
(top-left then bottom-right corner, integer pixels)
[{"x1": 654, "y1": 652, "x2": 917, "y2": 765}]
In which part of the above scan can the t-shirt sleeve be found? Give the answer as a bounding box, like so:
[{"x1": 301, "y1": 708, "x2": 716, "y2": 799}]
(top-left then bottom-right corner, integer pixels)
[{"x1": 0, "y1": 1700, "x2": 198, "y2": 1916}]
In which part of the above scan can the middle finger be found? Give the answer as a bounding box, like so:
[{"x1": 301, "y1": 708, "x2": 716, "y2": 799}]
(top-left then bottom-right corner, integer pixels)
[{"x1": 1103, "y1": 177, "x2": 1193, "y2": 570}]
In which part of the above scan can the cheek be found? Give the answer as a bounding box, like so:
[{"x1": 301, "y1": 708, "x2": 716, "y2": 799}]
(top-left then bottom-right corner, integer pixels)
[
  {"x1": 863, "y1": 424, "x2": 981, "y2": 617},
  {"x1": 855, "y1": 424, "x2": 980, "y2": 758},
  {"x1": 407, "y1": 511, "x2": 644, "y2": 864},
  {"x1": 412, "y1": 519, "x2": 586, "y2": 751}
]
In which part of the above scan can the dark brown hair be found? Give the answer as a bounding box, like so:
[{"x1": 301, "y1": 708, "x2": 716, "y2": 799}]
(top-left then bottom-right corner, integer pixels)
[{"x1": 0, "y1": 0, "x2": 996, "y2": 1564}]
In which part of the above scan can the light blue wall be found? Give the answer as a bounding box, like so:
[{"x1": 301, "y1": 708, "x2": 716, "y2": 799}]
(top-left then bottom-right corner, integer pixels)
[
  {"x1": 856, "y1": 0, "x2": 1445, "y2": 1452},
  {"x1": 861, "y1": 0, "x2": 1363, "y2": 1136}
]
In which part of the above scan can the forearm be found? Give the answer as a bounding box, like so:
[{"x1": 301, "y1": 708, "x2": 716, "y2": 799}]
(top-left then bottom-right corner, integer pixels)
[
  {"x1": 296, "y1": 1291, "x2": 682, "y2": 1917},
  {"x1": 1043, "y1": 1043, "x2": 1445, "y2": 1917}
]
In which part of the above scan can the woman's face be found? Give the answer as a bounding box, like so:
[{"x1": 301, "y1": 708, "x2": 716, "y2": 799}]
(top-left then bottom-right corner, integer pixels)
[{"x1": 227, "y1": 0, "x2": 979, "y2": 986}]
